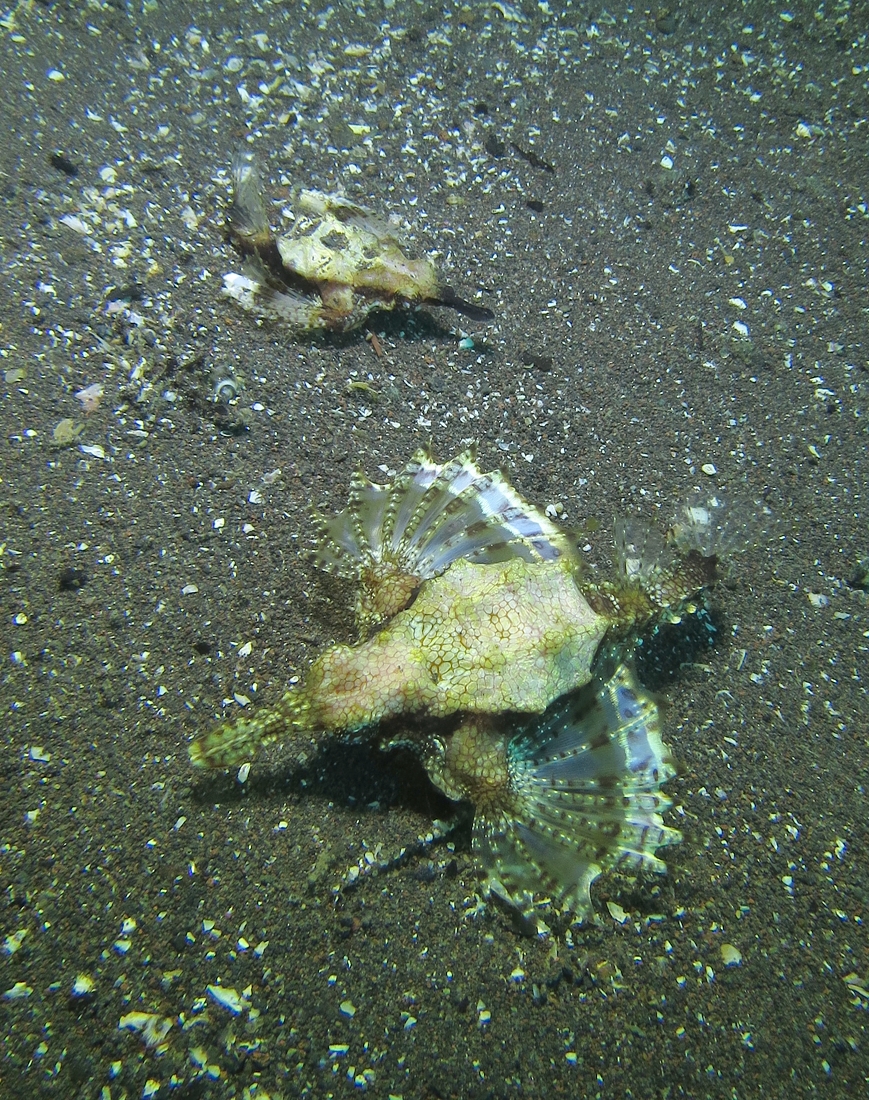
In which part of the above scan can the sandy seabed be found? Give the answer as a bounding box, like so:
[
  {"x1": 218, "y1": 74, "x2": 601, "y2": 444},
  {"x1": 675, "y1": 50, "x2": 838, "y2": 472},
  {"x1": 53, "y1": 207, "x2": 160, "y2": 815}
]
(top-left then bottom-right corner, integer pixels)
[{"x1": 0, "y1": 2, "x2": 867, "y2": 1097}]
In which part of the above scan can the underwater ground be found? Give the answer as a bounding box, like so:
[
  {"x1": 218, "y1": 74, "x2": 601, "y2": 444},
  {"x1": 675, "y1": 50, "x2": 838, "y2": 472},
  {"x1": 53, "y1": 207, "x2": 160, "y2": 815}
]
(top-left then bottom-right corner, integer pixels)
[{"x1": 1, "y1": 1, "x2": 867, "y2": 1097}]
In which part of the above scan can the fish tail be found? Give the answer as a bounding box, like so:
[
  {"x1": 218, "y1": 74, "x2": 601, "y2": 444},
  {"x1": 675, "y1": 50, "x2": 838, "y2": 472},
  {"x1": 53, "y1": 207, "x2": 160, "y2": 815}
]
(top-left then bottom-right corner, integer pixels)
[{"x1": 189, "y1": 690, "x2": 308, "y2": 770}]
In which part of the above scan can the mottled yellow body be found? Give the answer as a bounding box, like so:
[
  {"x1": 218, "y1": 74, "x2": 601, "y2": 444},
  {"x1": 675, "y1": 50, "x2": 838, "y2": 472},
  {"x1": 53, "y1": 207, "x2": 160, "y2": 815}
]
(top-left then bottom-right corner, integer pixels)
[
  {"x1": 299, "y1": 555, "x2": 607, "y2": 734},
  {"x1": 189, "y1": 447, "x2": 716, "y2": 775},
  {"x1": 278, "y1": 191, "x2": 441, "y2": 300}
]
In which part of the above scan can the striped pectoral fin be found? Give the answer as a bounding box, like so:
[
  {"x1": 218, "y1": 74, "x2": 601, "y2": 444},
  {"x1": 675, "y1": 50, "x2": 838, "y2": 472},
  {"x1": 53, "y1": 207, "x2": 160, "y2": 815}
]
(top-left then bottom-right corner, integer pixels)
[
  {"x1": 467, "y1": 664, "x2": 680, "y2": 918},
  {"x1": 222, "y1": 273, "x2": 328, "y2": 329},
  {"x1": 312, "y1": 448, "x2": 573, "y2": 637}
]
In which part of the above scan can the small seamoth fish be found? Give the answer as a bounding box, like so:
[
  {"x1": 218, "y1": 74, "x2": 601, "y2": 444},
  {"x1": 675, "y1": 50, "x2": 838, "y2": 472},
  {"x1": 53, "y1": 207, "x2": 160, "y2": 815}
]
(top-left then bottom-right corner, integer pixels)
[{"x1": 222, "y1": 151, "x2": 494, "y2": 332}]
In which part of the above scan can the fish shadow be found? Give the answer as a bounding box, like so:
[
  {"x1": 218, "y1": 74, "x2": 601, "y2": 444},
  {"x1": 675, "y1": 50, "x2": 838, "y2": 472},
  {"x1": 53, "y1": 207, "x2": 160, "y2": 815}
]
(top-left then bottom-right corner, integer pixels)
[{"x1": 189, "y1": 735, "x2": 459, "y2": 827}]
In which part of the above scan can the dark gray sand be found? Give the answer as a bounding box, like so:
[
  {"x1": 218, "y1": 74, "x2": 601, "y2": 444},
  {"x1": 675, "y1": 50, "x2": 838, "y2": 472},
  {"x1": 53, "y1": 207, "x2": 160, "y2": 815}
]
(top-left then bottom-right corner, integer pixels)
[{"x1": 1, "y1": 2, "x2": 867, "y2": 1097}]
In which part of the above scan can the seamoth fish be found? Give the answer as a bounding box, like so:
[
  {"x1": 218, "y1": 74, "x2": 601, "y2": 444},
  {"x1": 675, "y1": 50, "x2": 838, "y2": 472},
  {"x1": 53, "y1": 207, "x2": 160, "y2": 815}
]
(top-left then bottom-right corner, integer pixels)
[
  {"x1": 191, "y1": 448, "x2": 745, "y2": 919},
  {"x1": 222, "y1": 151, "x2": 494, "y2": 332}
]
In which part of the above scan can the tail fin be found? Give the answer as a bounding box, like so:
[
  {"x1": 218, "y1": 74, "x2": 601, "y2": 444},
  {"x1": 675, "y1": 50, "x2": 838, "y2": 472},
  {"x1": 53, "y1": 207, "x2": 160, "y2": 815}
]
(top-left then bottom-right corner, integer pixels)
[
  {"x1": 581, "y1": 514, "x2": 715, "y2": 638},
  {"x1": 625, "y1": 487, "x2": 766, "y2": 626},
  {"x1": 437, "y1": 665, "x2": 680, "y2": 919},
  {"x1": 430, "y1": 285, "x2": 495, "y2": 321},
  {"x1": 189, "y1": 691, "x2": 309, "y2": 771}
]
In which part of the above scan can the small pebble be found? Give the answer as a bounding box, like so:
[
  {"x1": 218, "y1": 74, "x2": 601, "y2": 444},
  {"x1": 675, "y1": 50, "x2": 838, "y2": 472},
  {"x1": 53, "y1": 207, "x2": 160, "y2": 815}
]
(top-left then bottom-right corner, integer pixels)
[
  {"x1": 720, "y1": 943, "x2": 742, "y2": 967},
  {"x1": 207, "y1": 984, "x2": 245, "y2": 1015},
  {"x1": 72, "y1": 974, "x2": 95, "y2": 997},
  {"x1": 606, "y1": 900, "x2": 628, "y2": 923},
  {"x1": 3, "y1": 982, "x2": 33, "y2": 999}
]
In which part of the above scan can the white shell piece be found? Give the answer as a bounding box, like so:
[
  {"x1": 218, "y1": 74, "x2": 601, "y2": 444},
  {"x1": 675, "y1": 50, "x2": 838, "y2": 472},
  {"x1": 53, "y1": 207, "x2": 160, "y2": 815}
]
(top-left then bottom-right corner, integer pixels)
[
  {"x1": 118, "y1": 1012, "x2": 172, "y2": 1047},
  {"x1": 72, "y1": 973, "x2": 96, "y2": 996},
  {"x1": 3, "y1": 982, "x2": 33, "y2": 999},
  {"x1": 206, "y1": 983, "x2": 246, "y2": 1015}
]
